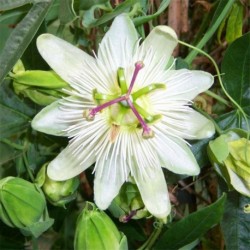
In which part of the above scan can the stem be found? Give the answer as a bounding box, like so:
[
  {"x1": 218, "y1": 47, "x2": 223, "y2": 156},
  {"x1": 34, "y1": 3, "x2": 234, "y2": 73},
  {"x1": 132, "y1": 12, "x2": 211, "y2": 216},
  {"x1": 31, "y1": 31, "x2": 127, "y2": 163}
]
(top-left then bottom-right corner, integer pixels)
[
  {"x1": 0, "y1": 138, "x2": 24, "y2": 150},
  {"x1": 205, "y1": 90, "x2": 231, "y2": 107},
  {"x1": 185, "y1": 0, "x2": 234, "y2": 64},
  {"x1": 23, "y1": 153, "x2": 35, "y2": 182},
  {"x1": 137, "y1": 221, "x2": 163, "y2": 250},
  {"x1": 179, "y1": 40, "x2": 250, "y2": 137}
]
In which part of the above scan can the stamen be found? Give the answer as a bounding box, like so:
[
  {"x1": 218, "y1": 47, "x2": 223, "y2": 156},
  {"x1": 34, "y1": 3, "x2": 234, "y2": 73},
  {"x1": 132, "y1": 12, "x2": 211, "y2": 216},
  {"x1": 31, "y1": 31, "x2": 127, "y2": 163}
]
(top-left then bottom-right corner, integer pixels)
[
  {"x1": 132, "y1": 83, "x2": 166, "y2": 100},
  {"x1": 127, "y1": 61, "x2": 144, "y2": 96},
  {"x1": 117, "y1": 67, "x2": 128, "y2": 94},
  {"x1": 126, "y1": 98, "x2": 154, "y2": 139},
  {"x1": 84, "y1": 95, "x2": 126, "y2": 120}
]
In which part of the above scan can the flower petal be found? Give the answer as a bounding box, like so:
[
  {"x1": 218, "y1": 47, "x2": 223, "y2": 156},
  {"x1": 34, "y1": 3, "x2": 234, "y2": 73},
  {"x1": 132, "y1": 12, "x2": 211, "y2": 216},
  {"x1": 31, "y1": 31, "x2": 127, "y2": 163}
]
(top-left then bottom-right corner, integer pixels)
[
  {"x1": 133, "y1": 166, "x2": 171, "y2": 219},
  {"x1": 47, "y1": 143, "x2": 96, "y2": 181},
  {"x1": 31, "y1": 100, "x2": 68, "y2": 136},
  {"x1": 165, "y1": 69, "x2": 214, "y2": 101},
  {"x1": 137, "y1": 25, "x2": 178, "y2": 69},
  {"x1": 37, "y1": 34, "x2": 98, "y2": 95},
  {"x1": 98, "y1": 14, "x2": 138, "y2": 69},
  {"x1": 182, "y1": 109, "x2": 215, "y2": 139},
  {"x1": 154, "y1": 129, "x2": 200, "y2": 175},
  {"x1": 94, "y1": 133, "x2": 130, "y2": 209}
]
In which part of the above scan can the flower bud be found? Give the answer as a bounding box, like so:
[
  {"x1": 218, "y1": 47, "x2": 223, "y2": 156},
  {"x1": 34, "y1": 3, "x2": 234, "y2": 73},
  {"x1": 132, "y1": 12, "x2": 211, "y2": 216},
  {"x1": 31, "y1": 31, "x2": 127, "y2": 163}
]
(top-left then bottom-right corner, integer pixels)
[
  {"x1": 208, "y1": 129, "x2": 250, "y2": 196},
  {"x1": 10, "y1": 60, "x2": 70, "y2": 106},
  {"x1": 74, "y1": 202, "x2": 128, "y2": 250},
  {"x1": 109, "y1": 182, "x2": 149, "y2": 222},
  {"x1": 36, "y1": 163, "x2": 80, "y2": 207},
  {"x1": 0, "y1": 177, "x2": 54, "y2": 237}
]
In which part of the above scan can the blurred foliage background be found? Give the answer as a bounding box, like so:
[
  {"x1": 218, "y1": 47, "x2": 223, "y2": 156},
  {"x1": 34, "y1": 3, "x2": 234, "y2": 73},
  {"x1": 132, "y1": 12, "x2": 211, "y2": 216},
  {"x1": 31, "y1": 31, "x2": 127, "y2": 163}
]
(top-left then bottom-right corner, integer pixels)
[{"x1": 0, "y1": 0, "x2": 249, "y2": 249}]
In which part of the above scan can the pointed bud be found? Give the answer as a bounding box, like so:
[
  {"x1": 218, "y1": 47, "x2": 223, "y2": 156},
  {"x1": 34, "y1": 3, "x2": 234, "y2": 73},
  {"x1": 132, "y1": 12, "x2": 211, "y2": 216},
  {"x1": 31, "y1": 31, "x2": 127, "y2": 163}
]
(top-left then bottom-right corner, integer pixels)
[{"x1": 74, "y1": 202, "x2": 128, "y2": 250}]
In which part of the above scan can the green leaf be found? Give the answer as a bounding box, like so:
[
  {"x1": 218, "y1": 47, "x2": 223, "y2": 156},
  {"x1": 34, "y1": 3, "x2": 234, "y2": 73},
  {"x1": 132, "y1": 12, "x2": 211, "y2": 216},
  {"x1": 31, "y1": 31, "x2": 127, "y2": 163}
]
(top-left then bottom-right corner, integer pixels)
[
  {"x1": 185, "y1": 0, "x2": 234, "y2": 64},
  {"x1": 0, "y1": 1, "x2": 52, "y2": 84},
  {"x1": 83, "y1": 0, "x2": 139, "y2": 28},
  {"x1": 0, "y1": 104, "x2": 30, "y2": 139},
  {"x1": 58, "y1": 0, "x2": 76, "y2": 25},
  {"x1": 220, "y1": 188, "x2": 250, "y2": 249},
  {"x1": 154, "y1": 194, "x2": 226, "y2": 249},
  {"x1": 225, "y1": 2, "x2": 243, "y2": 44},
  {"x1": 217, "y1": 107, "x2": 250, "y2": 131},
  {"x1": 221, "y1": 32, "x2": 250, "y2": 108},
  {"x1": 0, "y1": 5, "x2": 30, "y2": 52},
  {"x1": 133, "y1": 0, "x2": 170, "y2": 26},
  {"x1": 0, "y1": 0, "x2": 41, "y2": 11},
  {"x1": 0, "y1": 142, "x2": 22, "y2": 165}
]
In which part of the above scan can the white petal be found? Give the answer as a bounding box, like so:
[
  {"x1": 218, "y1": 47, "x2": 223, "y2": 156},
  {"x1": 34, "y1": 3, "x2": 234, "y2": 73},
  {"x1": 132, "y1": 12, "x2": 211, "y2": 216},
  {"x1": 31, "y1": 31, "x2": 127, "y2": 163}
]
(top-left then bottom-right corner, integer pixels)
[
  {"x1": 136, "y1": 26, "x2": 178, "y2": 69},
  {"x1": 94, "y1": 132, "x2": 130, "y2": 209},
  {"x1": 182, "y1": 109, "x2": 215, "y2": 139},
  {"x1": 47, "y1": 143, "x2": 96, "y2": 181},
  {"x1": 133, "y1": 166, "x2": 171, "y2": 219},
  {"x1": 154, "y1": 130, "x2": 200, "y2": 175},
  {"x1": 227, "y1": 167, "x2": 250, "y2": 197},
  {"x1": 164, "y1": 69, "x2": 214, "y2": 101},
  {"x1": 31, "y1": 100, "x2": 68, "y2": 136},
  {"x1": 98, "y1": 14, "x2": 138, "y2": 69},
  {"x1": 37, "y1": 34, "x2": 101, "y2": 95}
]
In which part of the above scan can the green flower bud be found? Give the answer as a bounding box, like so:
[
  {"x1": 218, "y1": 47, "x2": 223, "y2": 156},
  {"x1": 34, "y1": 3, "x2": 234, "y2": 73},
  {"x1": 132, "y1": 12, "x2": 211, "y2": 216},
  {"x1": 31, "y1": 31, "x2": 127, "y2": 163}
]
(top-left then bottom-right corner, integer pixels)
[
  {"x1": 0, "y1": 177, "x2": 54, "y2": 238},
  {"x1": 208, "y1": 129, "x2": 250, "y2": 196},
  {"x1": 109, "y1": 182, "x2": 149, "y2": 222},
  {"x1": 10, "y1": 60, "x2": 71, "y2": 106},
  {"x1": 36, "y1": 163, "x2": 80, "y2": 207},
  {"x1": 74, "y1": 202, "x2": 128, "y2": 250}
]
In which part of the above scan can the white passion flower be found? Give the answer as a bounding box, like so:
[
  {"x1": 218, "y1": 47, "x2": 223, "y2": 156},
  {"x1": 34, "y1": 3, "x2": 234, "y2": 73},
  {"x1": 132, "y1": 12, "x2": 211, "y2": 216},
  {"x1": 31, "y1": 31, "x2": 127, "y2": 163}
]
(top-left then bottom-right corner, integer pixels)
[{"x1": 32, "y1": 14, "x2": 215, "y2": 219}]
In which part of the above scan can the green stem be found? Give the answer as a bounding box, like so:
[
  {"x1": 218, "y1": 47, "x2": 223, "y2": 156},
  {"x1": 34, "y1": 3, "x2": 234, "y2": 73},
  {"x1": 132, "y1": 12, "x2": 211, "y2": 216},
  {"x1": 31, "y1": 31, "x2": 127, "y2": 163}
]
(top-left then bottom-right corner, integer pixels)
[
  {"x1": 179, "y1": 40, "x2": 250, "y2": 136},
  {"x1": 23, "y1": 153, "x2": 35, "y2": 182},
  {"x1": 137, "y1": 221, "x2": 163, "y2": 250},
  {"x1": 205, "y1": 90, "x2": 231, "y2": 107},
  {"x1": 0, "y1": 138, "x2": 24, "y2": 150},
  {"x1": 185, "y1": 0, "x2": 234, "y2": 64}
]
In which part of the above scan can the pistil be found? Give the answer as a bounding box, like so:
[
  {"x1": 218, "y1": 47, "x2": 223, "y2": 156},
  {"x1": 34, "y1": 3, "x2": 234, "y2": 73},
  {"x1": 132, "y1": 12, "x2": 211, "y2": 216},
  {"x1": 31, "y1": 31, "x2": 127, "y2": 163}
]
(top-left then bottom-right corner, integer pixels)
[
  {"x1": 85, "y1": 61, "x2": 155, "y2": 138},
  {"x1": 127, "y1": 61, "x2": 144, "y2": 96}
]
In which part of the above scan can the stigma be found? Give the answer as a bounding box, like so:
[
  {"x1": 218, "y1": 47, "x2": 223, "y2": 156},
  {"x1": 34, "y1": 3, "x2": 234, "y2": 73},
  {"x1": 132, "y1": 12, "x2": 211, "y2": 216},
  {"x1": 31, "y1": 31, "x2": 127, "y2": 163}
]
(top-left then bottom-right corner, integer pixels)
[{"x1": 84, "y1": 61, "x2": 157, "y2": 139}]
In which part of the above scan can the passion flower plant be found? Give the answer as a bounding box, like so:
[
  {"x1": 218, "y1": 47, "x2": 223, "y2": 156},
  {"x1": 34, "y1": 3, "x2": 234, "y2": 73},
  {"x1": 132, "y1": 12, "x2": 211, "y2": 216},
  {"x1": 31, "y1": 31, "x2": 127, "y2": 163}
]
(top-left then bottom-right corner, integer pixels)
[{"x1": 32, "y1": 14, "x2": 215, "y2": 219}]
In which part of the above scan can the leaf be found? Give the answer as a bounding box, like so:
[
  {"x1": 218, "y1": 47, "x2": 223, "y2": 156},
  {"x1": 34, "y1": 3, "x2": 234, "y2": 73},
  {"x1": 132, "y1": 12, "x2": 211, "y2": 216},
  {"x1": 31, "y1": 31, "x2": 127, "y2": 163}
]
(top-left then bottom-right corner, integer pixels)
[
  {"x1": 0, "y1": 1, "x2": 52, "y2": 84},
  {"x1": 220, "y1": 187, "x2": 250, "y2": 249},
  {"x1": 190, "y1": 137, "x2": 212, "y2": 168},
  {"x1": 217, "y1": 107, "x2": 250, "y2": 131},
  {"x1": 133, "y1": 0, "x2": 171, "y2": 26},
  {"x1": 0, "y1": 142, "x2": 22, "y2": 165},
  {"x1": 0, "y1": 80, "x2": 37, "y2": 117},
  {"x1": 0, "y1": 5, "x2": 30, "y2": 52},
  {"x1": 185, "y1": 0, "x2": 234, "y2": 64},
  {"x1": 225, "y1": 2, "x2": 243, "y2": 44},
  {"x1": 0, "y1": 104, "x2": 30, "y2": 139},
  {"x1": 89, "y1": 0, "x2": 139, "y2": 28},
  {"x1": 154, "y1": 194, "x2": 226, "y2": 249},
  {"x1": 0, "y1": 0, "x2": 45, "y2": 11},
  {"x1": 221, "y1": 32, "x2": 250, "y2": 108},
  {"x1": 58, "y1": 0, "x2": 76, "y2": 25}
]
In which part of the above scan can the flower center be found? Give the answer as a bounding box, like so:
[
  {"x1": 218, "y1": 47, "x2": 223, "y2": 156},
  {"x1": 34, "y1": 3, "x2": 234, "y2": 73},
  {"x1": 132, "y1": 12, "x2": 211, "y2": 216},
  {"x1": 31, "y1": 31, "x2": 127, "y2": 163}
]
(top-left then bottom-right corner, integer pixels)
[{"x1": 84, "y1": 61, "x2": 165, "y2": 139}]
